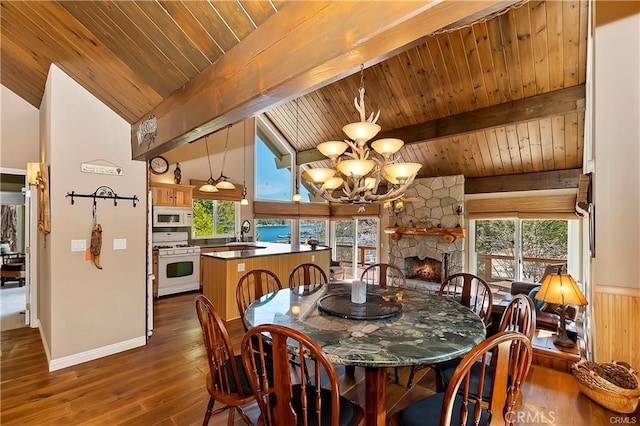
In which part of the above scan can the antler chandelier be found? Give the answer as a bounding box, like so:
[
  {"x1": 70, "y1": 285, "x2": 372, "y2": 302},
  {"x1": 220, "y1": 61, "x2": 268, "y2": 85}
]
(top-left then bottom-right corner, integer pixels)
[{"x1": 303, "y1": 65, "x2": 421, "y2": 211}]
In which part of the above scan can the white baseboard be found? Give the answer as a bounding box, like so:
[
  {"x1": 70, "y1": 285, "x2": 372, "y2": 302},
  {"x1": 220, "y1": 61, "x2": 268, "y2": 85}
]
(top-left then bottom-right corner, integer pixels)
[
  {"x1": 37, "y1": 323, "x2": 52, "y2": 366},
  {"x1": 48, "y1": 336, "x2": 146, "y2": 372}
]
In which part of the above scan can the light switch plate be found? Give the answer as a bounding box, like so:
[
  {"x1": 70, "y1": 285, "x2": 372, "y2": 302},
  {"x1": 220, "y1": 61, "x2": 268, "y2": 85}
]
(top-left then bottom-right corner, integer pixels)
[
  {"x1": 113, "y1": 238, "x2": 127, "y2": 250},
  {"x1": 71, "y1": 239, "x2": 86, "y2": 252}
]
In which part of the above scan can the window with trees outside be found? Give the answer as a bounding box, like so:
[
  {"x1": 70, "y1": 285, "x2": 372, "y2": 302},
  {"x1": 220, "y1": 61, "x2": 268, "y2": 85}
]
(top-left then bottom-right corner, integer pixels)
[
  {"x1": 469, "y1": 218, "x2": 578, "y2": 290},
  {"x1": 192, "y1": 199, "x2": 237, "y2": 239}
]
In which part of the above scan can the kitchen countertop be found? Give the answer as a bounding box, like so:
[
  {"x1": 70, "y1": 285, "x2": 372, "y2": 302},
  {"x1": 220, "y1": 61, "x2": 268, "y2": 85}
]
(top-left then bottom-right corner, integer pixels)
[{"x1": 201, "y1": 242, "x2": 329, "y2": 260}]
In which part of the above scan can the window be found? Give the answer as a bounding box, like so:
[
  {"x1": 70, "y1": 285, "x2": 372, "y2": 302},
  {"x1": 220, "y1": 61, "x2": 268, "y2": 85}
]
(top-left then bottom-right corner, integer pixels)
[
  {"x1": 470, "y1": 218, "x2": 577, "y2": 285},
  {"x1": 255, "y1": 218, "x2": 292, "y2": 243},
  {"x1": 192, "y1": 199, "x2": 237, "y2": 238},
  {"x1": 300, "y1": 219, "x2": 327, "y2": 244},
  {"x1": 255, "y1": 118, "x2": 293, "y2": 201}
]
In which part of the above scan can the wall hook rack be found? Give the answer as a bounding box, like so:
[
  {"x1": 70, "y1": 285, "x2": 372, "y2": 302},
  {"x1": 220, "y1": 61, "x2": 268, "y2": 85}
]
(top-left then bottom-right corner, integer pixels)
[{"x1": 66, "y1": 186, "x2": 139, "y2": 207}]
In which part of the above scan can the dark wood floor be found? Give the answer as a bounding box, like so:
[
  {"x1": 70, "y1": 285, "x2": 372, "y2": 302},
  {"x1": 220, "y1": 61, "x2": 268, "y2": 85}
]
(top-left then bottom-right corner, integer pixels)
[{"x1": 1, "y1": 292, "x2": 637, "y2": 425}]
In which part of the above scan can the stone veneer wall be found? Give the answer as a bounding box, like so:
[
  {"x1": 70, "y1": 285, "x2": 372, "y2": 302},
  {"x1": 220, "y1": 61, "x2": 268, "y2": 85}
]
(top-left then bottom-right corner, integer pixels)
[{"x1": 388, "y1": 175, "x2": 465, "y2": 279}]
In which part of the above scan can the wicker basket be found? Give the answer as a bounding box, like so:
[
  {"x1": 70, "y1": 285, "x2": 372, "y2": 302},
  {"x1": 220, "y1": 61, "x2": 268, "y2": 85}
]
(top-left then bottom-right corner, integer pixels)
[{"x1": 572, "y1": 360, "x2": 640, "y2": 414}]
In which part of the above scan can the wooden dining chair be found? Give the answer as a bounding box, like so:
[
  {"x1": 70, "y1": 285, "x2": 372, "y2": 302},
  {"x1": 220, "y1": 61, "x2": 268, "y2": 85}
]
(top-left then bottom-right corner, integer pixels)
[
  {"x1": 360, "y1": 262, "x2": 406, "y2": 289},
  {"x1": 398, "y1": 331, "x2": 533, "y2": 426},
  {"x1": 289, "y1": 262, "x2": 328, "y2": 295},
  {"x1": 195, "y1": 295, "x2": 256, "y2": 426},
  {"x1": 437, "y1": 294, "x2": 537, "y2": 396},
  {"x1": 235, "y1": 268, "x2": 282, "y2": 332},
  {"x1": 241, "y1": 323, "x2": 364, "y2": 426},
  {"x1": 406, "y1": 272, "x2": 494, "y2": 389}
]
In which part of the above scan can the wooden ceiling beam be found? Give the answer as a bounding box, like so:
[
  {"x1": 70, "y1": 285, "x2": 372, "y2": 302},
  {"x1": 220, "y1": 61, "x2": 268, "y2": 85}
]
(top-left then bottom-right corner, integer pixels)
[
  {"x1": 130, "y1": 0, "x2": 519, "y2": 160},
  {"x1": 464, "y1": 168, "x2": 583, "y2": 194},
  {"x1": 298, "y1": 84, "x2": 585, "y2": 165}
]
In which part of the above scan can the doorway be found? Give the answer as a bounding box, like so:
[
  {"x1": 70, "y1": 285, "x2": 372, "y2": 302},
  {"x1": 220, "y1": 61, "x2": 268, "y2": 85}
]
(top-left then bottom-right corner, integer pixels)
[
  {"x1": 331, "y1": 218, "x2": 379, "y2": 279},
  {"x1": 0, "y1": 172, "x2": 29, "y2": 330}
]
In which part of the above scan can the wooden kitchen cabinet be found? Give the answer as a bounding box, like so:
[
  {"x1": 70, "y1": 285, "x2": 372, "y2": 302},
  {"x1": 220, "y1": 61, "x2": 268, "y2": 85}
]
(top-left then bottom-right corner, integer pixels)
[{"x1": 150, "y1": 183, "x2": 194, "y2": 207}]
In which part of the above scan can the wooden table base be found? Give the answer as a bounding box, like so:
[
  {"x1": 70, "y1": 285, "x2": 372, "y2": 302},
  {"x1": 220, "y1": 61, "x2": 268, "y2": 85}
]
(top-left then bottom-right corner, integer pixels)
[{"x1": 364, "y1": 366, "x2": 387, "y2": 426}]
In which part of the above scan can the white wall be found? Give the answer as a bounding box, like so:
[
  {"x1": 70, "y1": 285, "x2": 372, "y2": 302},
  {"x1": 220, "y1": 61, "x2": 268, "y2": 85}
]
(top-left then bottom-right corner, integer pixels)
[
  {"x1": 593, "y1": 4, "x2": 640, "y2": 288},
  {"x1": 0, "y1": 85, "x2": 40, "y2": 168},
  {"x1": 40, "y1": 65, "x2": 147, "y2": 370}
]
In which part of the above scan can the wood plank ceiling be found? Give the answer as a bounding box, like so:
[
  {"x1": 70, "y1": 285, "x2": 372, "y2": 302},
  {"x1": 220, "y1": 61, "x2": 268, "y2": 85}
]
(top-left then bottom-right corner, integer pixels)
[{"x1": 1, "y1": 0, "x2": 587, "y2": 182}]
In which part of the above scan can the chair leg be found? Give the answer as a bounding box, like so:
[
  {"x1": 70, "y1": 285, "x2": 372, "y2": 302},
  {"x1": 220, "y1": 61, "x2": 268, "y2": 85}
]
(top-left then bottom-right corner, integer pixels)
[
  {"x1": 345, "y1": 365, "x2": 356, "y2": 376},
  {"x1": 434, "y1": 366, "x2": 446, "y2": 393},
  {"x1": 203, "y1": 397, "x2": 215, "y2": 425},
  {"x1": 406, "y1": 366, "x2": 416, "y2": 389},
  {"x1": 226, "y1": 406, "x2": 236, "y2": 426},
  {"x1": 394, "y1": 367, "x2": 399, "y2": 384}
]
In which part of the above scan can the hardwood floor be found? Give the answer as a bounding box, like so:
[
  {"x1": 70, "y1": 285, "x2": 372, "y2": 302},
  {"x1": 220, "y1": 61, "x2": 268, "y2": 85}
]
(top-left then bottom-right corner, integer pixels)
[{"x1": 2, "y1": 292, "x2": 637, "y2": 425}]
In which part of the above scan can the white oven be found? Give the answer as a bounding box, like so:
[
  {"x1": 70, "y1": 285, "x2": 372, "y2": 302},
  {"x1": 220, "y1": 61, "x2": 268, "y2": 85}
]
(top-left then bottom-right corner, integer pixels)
[
  {"x1": 153, "y1": 207, "x2": 193, "y2": 228},
  {"x1": 153, "y1": 232, "x2": 200, "y2": 297}
]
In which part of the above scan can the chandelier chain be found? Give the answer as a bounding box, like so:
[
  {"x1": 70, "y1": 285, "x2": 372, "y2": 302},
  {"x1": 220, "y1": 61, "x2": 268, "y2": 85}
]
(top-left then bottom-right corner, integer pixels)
[
  {"x1": 204, "y1": 135, "x2": 213, "y2": 179},
  {"x1": 220, "y1": 124, "x2": 231, "y2": 176}
]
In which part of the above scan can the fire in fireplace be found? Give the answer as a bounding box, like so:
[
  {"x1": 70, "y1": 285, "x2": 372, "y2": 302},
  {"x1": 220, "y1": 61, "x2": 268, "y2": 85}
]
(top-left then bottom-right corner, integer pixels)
[{"x1": 405, "y1": 256, "x2": 443, "y2": 282}]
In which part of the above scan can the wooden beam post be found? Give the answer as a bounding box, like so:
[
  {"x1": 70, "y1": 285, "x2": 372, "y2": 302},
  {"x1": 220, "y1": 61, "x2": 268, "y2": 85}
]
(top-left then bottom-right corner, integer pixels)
[
  {"x1": 298, "y1": 85, "x2": 586, "y2": 165},
  {"x1": 131, "y1": 1, "x2": 519, "y2": 160}
]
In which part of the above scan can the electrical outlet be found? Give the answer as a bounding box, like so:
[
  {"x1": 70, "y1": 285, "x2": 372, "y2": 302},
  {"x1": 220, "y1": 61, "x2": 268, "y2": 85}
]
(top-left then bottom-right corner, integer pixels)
[
  {"x1": 71, "y1": 239, "x2": 86, "y2": 252},
  {"x1": 311, "y1": 254, "x2": 315, "y2": 262},
  {"x1": 238, "y1": 263, "x2": 245, "y2": 272},
  {"x1": 113, "y1": 238, "x2": 127, "y2": 250}
]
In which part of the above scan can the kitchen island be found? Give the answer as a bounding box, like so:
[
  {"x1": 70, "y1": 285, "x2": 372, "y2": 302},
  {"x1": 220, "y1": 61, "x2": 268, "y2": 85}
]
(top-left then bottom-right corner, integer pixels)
[{"x1": 200, "y1": 242, "x2": 331, "y2": 320}]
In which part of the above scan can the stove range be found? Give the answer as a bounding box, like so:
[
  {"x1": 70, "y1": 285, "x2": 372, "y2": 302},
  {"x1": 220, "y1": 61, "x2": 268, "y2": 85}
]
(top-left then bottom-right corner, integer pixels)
[
  {"x1": 152, "y1": 231, "x2": 201, "y2": 297},
  {"x1": 152, "y1": 231, "x2": 201, "y2": 255}
]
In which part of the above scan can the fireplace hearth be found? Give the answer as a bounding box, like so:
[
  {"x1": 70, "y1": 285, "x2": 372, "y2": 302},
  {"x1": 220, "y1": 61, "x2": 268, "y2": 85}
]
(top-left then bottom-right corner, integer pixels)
[{"x1": 404, "y1": 254, "x2": 450, "y2": 283}]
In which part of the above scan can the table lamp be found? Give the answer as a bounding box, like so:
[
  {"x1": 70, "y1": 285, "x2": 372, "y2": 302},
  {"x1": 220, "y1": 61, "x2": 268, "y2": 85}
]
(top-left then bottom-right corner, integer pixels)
[{"x1": 534, "y1": 267, "x2": 588, "y2": 348}]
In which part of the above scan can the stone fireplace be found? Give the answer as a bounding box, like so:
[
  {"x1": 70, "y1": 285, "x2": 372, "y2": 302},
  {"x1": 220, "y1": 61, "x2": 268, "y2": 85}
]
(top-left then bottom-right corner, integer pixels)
[{"x1": 387, "y1": 175, "x2": 465, "y2": 292}]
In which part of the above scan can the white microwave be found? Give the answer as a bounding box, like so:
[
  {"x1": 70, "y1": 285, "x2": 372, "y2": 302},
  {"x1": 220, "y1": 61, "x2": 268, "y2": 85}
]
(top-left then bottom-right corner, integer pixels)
[{"x1": 153, "y1": 207, "x2": 193, "y2": 228}]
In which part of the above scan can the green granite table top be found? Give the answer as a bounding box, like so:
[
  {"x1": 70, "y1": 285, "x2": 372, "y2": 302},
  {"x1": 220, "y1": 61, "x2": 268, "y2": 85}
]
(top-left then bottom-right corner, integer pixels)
[{"x1": 245, "y1": 283, "x2": 486, "y2": 368}]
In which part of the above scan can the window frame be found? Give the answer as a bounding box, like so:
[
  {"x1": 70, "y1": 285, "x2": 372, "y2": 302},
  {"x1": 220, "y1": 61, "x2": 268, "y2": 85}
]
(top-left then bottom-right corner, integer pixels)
[{"x1": 191, "y1": 198, "x2": 240, "y2": 240}]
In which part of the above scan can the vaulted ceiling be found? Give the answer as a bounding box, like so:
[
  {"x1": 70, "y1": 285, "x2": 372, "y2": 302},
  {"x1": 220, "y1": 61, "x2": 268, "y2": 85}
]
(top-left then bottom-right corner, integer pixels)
[{"x1": 1, "y1": 0, "x2": 587, "y2": 188}]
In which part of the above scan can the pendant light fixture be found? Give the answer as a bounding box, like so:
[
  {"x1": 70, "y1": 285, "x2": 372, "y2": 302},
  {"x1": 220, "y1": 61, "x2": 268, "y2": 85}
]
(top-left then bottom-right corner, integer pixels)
[
  {"x1": 240, "y1": 121, "x2": 249, "y2": 205},
  {"x1": 199, "y1": 135, "x2": 219, "y2": 192},
  {"x1": 303, "y1": 64, "x2": 421, "y2": 211},
  {"x1": 292, "y1": 98, "x2": 302, "y2": 202},
  {"x1": 214, "y1": 124, "x2": 235, "y2": 190}
]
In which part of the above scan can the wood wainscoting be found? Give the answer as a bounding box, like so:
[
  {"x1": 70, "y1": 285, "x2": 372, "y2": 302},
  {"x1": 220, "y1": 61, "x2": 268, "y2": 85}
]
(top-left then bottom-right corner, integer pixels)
[{"x1": 593, "y1": 285, "x2": 640, "y2": 371}]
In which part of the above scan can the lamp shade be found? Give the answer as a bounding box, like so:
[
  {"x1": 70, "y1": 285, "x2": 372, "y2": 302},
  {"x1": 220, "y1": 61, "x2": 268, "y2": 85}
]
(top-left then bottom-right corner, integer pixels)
[
  {"x1": 342, "y1": 121, "x2": 381, "y2": 142},
  {"x1": 371, "y1": 138, "x2": 404, "y2": 156},
  {"x1": 199, "y1": 178, "x2": 219, "y2": 192},
  {"x1": 336, "y1": 159, "x2": 375, "y2": 177},
  {"x1": 382, "y1": 163, "x2": 422, "y2": 184},
  {"x1": 317, "y1": 141, "x2": 349, "y2": 158},
  {"x1": 305, "y1": 168, "x2": 336, "y2": 183},
  {"x1": 215, "y1": 180, "x2": 236, "y2": 190},
  {"x1": 535, "y1": 271, "x2": 588, "y2": 306},
  {"x1": 322, "y1": 176, "x2": 344, "y2": 190}
]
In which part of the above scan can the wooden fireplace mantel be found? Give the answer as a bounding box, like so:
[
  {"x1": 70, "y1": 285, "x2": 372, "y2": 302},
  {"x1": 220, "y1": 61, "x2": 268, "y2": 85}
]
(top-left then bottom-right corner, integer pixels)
[{"x1": 383, "y1": 226, "x2": 466, "y2": 242}]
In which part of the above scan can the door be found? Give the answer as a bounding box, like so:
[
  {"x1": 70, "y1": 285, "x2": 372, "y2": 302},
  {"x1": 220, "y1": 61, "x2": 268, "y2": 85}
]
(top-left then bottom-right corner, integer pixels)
[
  {"x1": 331, "y1": 218, "x2": 379, "y2": 279},
  {"x1": 146, "y1": 190, "x2": 153, "y2": 337}
]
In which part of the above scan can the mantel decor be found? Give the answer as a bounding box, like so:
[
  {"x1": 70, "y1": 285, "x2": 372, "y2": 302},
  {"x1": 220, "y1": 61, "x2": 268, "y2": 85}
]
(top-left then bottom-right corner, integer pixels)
[
  {"x1": 303, "y1": 65, "x2": 421, "y2": 212},
  {"x1": 384, "y1": 226, "x2": 465, "y2": 243}
]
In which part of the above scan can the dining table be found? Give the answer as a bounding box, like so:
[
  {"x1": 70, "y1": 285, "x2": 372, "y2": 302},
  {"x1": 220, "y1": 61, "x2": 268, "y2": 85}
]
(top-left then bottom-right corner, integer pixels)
[{"x1": 244, "y1": 282, "x2": 487, "y2": 426}]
